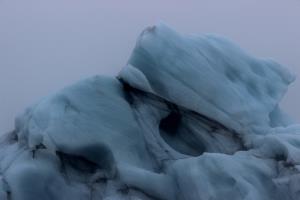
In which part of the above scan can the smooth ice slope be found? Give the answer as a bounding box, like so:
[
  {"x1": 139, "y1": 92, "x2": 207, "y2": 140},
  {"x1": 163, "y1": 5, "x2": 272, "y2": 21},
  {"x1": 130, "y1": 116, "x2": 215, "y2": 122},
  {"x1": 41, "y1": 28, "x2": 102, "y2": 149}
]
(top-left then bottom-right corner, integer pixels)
[{"x1": 1, "y1": 24, "x2": 300, "y2": 200}]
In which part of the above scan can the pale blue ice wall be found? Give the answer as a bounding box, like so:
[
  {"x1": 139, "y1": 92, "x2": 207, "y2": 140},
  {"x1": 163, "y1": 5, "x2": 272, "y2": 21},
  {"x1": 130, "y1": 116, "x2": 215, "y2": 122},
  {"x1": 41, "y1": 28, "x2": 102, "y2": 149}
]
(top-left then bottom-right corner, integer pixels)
[{"x1": 0, "y1": 0, "x2": 300, "y2": 134}]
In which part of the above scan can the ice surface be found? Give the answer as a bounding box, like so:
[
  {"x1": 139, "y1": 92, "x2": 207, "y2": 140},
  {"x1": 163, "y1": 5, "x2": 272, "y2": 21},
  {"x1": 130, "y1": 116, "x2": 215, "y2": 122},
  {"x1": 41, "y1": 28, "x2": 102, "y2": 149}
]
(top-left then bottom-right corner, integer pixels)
[
  {"x1": 120, "y1": 23, "x2": 295, "y2": 134},
  {"x1": 14, "y1": 76, "x2": 154, "y2": 170},
  {"x1": 1, "y1": 24, "x2": 300, "y2": 200}
]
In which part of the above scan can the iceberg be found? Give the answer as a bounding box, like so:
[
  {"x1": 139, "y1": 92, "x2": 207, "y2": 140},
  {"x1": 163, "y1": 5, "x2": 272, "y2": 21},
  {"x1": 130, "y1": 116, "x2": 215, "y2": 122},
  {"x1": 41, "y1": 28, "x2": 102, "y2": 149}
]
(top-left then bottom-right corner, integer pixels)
[{"x1": 1, "y1": 23, "x2": 300, "y2": 200}]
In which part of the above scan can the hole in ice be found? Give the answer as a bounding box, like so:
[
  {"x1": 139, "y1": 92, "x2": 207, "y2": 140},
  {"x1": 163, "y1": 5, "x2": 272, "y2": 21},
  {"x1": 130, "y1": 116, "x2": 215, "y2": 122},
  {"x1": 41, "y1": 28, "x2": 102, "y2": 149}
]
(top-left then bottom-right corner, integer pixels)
[
  {"x1": 159, "y1": 111, "x2": 182, "y2": 135},
  {"x1": 159, "y1": 110, "x2": 206, "y2": 156},
  {"x1": 56, "y1": 151, "x2": 99, "y2": 174}
]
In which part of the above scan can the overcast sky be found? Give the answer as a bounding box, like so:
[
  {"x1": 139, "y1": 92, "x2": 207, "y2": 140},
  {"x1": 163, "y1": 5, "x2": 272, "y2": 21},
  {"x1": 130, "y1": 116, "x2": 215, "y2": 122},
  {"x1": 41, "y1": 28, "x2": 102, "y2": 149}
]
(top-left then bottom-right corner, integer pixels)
[{"x1": 0, "y1": 0, "x2": 300, "y2": 134}]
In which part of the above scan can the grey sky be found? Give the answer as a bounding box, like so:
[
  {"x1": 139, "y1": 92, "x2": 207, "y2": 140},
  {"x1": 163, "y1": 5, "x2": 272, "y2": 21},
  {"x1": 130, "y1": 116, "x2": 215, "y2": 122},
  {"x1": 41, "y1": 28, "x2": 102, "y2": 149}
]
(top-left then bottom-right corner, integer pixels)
[{"x1": 1, "y1": 0, "x2": 300, "y2": 134}]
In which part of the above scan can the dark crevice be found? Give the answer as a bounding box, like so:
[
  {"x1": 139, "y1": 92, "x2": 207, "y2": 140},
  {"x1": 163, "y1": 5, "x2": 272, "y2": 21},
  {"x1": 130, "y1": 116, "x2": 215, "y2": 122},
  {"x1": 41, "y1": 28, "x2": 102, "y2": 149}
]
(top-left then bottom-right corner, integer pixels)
[
  {"x1": 119, "y1": 79, "x2": 135, "y2": 105},
  {"x1": 55, "y1": 144, "x2": 116, "y2": 187},
  {"x1": 159, "y1": 110, "x2": 206, "y2": 156},
  {"x1": 159, "y1": 110, "x2": 182, "y2": 136},
  {"x1": 274, "y1": 153, "x2": 286, "y2": 162},
  {"x1": 118, "y1": 77, "x2": 247, "y2": 157},
  {"x1": 31, "y1": 143, "x2": 46, "y2": 158},
  {"x1": 56, "y1": 151, "x2": 99, "y2": 174},
  {"x1": 117, "y1": 77, "x2": 237, "y2": 134},
  {"x1": 7, "y1": 191, "x2": 11, "y2": 200}
]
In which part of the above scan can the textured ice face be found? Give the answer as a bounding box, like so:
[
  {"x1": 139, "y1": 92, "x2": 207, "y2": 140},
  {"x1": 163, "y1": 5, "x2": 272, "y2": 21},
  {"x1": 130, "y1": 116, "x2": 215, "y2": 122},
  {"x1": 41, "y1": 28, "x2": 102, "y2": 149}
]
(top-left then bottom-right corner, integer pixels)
[
  {"x1": 14, "y1": 76, "x2": 154, "y2": 170},
  {"x1": 121, "y1": 23, "x2": 295, "y2": 134},
  {"x1": 1, "y1": 24, "x2": 300, "y2": 200}
]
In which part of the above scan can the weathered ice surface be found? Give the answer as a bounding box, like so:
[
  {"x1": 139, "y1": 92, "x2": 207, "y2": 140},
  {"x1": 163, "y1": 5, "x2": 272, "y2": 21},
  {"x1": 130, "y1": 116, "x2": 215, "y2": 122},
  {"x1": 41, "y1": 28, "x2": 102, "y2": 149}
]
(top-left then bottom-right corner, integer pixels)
[{"x1": 1, "y1": 23, "x2": 300, "y2": 200}]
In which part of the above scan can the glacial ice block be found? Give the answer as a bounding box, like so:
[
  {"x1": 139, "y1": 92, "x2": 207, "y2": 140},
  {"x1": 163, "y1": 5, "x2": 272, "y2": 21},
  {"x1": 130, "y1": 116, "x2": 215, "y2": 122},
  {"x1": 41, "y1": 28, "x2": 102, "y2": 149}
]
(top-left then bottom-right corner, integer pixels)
[
  {"x1": 120, "y1": 23, "x2": 295, "y2": 134},
  {"x1": 1, "y1": 24, "x2": 300, "y2": 200}
]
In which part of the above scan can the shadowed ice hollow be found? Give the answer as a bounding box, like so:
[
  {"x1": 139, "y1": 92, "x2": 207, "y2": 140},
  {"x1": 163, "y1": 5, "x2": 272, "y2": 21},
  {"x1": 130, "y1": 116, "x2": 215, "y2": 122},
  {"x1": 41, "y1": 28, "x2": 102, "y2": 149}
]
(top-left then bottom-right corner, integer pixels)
[{"x1": 1, "y1": 23, "x2": 300, "y2": 200}]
